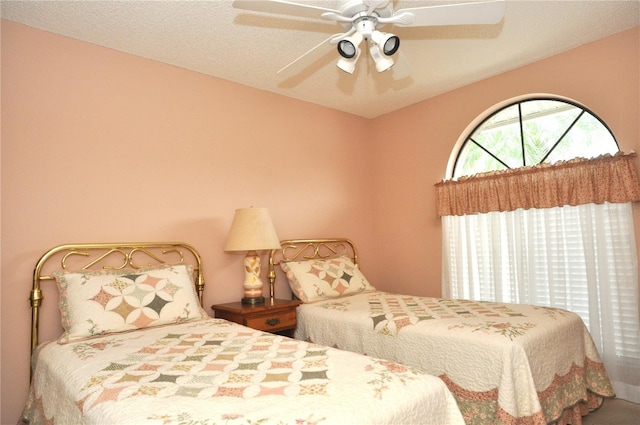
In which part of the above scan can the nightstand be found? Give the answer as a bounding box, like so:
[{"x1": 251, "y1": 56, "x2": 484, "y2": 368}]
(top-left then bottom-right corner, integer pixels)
[{"x1": 211, "y1": 298, "x2": 301, "y2": 337}]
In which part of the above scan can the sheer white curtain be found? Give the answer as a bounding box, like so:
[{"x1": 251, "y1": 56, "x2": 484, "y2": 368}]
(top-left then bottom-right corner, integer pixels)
[{"x1": 442, "y1": 202, "x2": 640, "y2": 403}]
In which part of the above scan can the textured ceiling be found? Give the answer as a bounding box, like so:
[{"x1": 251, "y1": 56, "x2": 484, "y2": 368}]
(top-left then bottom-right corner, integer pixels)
[{"x1": 2, "y1": 0, "x2": 639, "y2": 118}]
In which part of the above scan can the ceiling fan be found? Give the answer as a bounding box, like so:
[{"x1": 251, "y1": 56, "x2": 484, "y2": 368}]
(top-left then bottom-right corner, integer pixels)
[{"x1": 232, "y1": 0, "x2": 506, "y2": 77}]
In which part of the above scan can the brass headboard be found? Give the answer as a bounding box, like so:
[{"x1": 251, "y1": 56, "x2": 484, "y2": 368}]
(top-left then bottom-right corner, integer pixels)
[
  {"x1": 268, "y1": 238, "x2": 358, "y2": 299},
  {"x1": 29, "y1": 242, "x2": 204, "y2": 353}
]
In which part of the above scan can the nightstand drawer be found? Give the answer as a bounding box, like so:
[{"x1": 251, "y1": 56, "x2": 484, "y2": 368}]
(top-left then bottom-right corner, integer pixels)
[{"x1": 244, "y1": 310, "x2": 297, "y2": 332}]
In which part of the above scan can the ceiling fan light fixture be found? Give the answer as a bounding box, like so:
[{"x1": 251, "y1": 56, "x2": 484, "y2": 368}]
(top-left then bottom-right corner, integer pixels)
[
  {"x1": 371, "y1": 31, "x2": 400, "y2": 56},
  {"x1": 369, "y1": 45, "x2": 394, "y2": 73},
  {"x1": 337, "y1": 40, "x2": 357, "y2": 58},
  {"x1": 337, "y1": 32, "x2": 363, "y2": 59},
  {"x1": 382, "y1": 34, "x2": 400, "y2": 56},
  {"x1": 336, "y1": 49, "x2": 361, "y2": 74}
]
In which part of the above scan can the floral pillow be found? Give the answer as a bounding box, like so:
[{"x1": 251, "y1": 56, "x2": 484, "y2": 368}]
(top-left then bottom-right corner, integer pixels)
[
  {"x1": 280, "y1": 255, "x2": 376, "y2": 303},
  {"x1": 53, "y1": 263, "x2": 207, "y2": 343}
]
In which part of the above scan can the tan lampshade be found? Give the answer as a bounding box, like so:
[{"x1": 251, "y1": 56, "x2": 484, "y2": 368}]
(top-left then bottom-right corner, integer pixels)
[{"x1": 224, "y1": 207, "x2": 281, "y2": 252}]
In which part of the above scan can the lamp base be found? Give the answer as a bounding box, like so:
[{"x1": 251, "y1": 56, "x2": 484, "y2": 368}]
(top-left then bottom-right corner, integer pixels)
[{"x1": 242, "y1": 296, "x2": 265, "y2": 305}]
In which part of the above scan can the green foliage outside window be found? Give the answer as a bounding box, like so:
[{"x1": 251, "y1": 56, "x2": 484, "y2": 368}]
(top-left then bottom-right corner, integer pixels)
[{"x1": 452, "y1": 98, "x2": 619, "y2": 179}]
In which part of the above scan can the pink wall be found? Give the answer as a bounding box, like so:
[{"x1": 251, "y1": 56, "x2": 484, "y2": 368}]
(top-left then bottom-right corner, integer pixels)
[
  {"x1": 2, "y1": 19, "x2": 638, "y2": 423},
  {"x1": 0, "y1": 20, "x2": 376, "y2": 423},
  {"x1": 371, "y1": 26, "x2": 640, "y2": 297}
]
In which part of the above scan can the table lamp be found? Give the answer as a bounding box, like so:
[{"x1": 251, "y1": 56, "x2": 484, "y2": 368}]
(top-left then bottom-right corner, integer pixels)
[{"x1": 224, "y1": 207, "x2": 281, "y2": 304}]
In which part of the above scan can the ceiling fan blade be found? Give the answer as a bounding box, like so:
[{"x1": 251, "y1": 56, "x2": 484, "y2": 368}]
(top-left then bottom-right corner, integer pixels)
[
  {"x1": 277, "y1": 33, "x2": 341, "y2": 77},
  {"x1": 365, "y1": 0, "x2": 390, "y2": 14},
  {"x1": 321, "y1": 11, "x2": 355, "y2": 23},
  {"x1": 390, "y1": 0, "x2": 505, "y2": 27},
  {"x1": 232, "y1": 0, "x2": 341, "y2": 20}
]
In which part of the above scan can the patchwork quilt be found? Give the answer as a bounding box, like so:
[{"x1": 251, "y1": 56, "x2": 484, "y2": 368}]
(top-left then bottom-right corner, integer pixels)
[
  {"x1": 295, "y1": 291, "x2": 615, "y2": 425},
  {"x1": 23, "y1": 318, "x2": 465, "y2": 425}
]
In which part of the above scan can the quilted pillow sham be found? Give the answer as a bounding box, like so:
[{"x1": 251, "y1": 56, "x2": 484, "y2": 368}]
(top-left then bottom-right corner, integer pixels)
[
  {"x1": 53, "y1": 263, "x2": 207, "y2": 343},
  {"x1": 280, "y1": 255, "x2": 375, "y2": 303}
]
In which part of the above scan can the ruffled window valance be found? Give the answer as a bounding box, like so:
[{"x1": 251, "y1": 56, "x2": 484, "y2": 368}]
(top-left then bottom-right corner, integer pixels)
[{"x1": 435, "y1": 151, "x2": 640, "y2": 217}]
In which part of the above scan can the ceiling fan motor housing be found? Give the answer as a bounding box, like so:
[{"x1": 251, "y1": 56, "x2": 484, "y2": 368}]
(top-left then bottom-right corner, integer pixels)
[{"x1": 336, "y1": 0, "x2": 394, "y2": 29}]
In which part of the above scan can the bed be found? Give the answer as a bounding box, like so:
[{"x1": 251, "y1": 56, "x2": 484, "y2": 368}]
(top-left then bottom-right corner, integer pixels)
[
  {"x1": 21, "y1": 242, "x2": 465, "y2": 425},
  {"x1": 268, "y1": 238, "x2": 616, "y2": 425}
]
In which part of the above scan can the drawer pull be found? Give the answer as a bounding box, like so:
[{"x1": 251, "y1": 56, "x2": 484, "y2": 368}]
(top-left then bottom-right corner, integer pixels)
[{"x1": 265, "y1": 318, "x2": 281, "y2": 327}]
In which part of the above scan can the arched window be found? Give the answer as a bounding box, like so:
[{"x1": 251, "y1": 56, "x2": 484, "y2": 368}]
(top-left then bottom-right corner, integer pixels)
[
  {"x1": 441, "y1": 94, "x2": 640, "y2": 403},
  {"x1": 450, "y1": 96, "x2": 619, "y2": 179}
]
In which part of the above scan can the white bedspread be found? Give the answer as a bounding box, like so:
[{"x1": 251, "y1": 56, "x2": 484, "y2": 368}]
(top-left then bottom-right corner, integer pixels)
[
  {"x1": 23, "y1": 317, "x2": 464, "y2": 425},
  {"x1": 295, "y1": 291, "x2": 615, "y2": 425}
]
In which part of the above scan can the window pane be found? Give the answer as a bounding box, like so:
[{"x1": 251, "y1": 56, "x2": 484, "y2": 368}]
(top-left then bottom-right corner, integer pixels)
[
  {"x1": 521, "y1": 100, "x2": 581, "y2": 165},
  {"x1": 468, "y1": 105, "x2": 524, "y2": 170},
  {"x1": 452, "y1": 97, "x2": 619, "y2": 179},
  {"x1": 545, "y1": 114, "x2": 618, "y2": 163},
  {"x1": 454, "y1": 141, "x2": 508, "y2": 177}
]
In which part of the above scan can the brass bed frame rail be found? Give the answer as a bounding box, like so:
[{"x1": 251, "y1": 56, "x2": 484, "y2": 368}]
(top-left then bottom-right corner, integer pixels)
[
  {"x1": 29, "y1": 242, "x2": 204, "y2": 353},
  {"x1": 267, "y1": 238, "x2": 358, "y2": 299}
]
